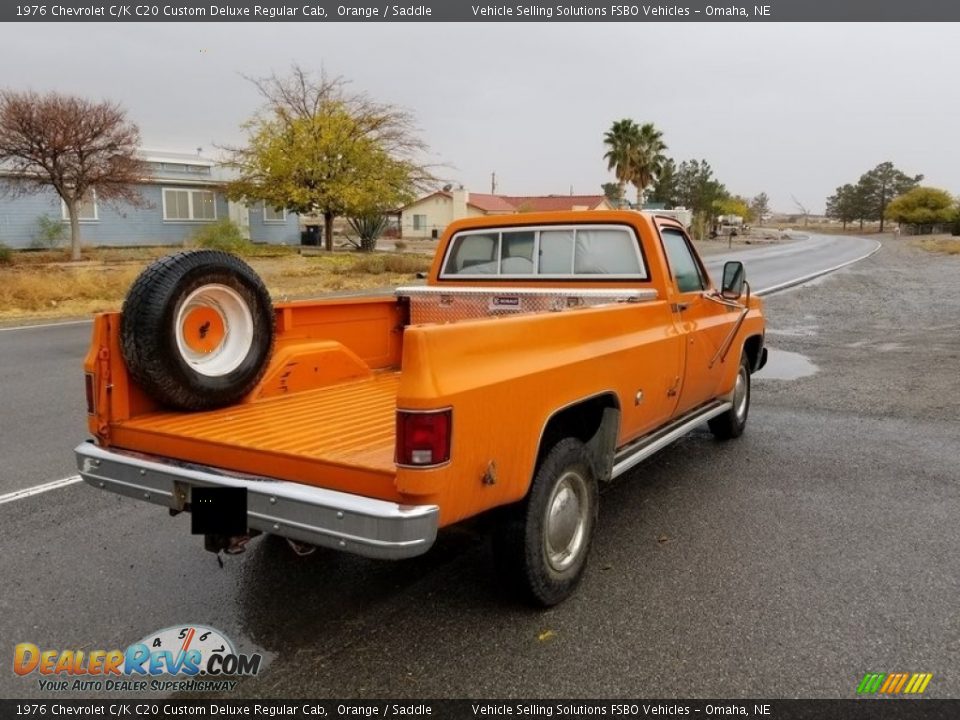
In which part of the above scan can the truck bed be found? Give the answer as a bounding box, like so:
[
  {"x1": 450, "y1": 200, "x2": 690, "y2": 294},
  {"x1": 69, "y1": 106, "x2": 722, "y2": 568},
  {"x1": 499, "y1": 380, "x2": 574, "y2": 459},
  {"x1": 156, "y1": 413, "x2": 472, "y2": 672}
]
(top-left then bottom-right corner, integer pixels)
[{"x1": 111, "y1": 371, "x2": 400, "y2": 488}]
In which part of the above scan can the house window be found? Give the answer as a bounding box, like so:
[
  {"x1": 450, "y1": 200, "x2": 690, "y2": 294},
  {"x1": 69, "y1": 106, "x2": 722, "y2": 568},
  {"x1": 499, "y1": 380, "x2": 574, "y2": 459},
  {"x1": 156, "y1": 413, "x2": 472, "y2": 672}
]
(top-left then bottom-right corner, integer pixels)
[
  {"x1": 413, "y1": 214, "x2": 427, "y2": 231},
  {"x1": 263, "y1": 204, "x2": 286, "y2": 222},
  {"x1": 163, "y1": 188, "x2": 217, "y2": 221},
  {"x1": 61, "y1": 191, "x2": 98, "y2": 222}
]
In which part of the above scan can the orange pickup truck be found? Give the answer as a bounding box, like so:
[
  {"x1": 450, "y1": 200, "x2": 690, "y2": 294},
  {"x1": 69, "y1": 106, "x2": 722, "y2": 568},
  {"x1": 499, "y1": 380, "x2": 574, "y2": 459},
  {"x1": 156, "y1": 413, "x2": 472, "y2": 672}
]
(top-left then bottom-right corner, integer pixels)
[{"x1": 76, "y1": 210, "x2": 766, "y2": 605}]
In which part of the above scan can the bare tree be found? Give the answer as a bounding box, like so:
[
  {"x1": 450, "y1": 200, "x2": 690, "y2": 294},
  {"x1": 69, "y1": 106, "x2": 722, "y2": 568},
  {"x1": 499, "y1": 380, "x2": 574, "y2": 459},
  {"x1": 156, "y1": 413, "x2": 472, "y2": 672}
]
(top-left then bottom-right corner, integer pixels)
[
  {"x1": 222, "y1": 65, "x2": 438, "y2": 251},
  {"x1": 791, "y1": 194, "x2": 811, "y2": 227},
  {"x1": 0, "y1": 90, "x2": 146, "y2": 260}
]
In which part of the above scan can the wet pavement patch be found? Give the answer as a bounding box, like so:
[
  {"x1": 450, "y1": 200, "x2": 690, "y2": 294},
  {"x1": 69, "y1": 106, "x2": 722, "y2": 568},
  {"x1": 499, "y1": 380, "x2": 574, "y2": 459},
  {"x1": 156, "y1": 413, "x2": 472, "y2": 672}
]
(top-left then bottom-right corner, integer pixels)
[{"x1": 754, "y1": 348, "x2": 818, "y2": 380}]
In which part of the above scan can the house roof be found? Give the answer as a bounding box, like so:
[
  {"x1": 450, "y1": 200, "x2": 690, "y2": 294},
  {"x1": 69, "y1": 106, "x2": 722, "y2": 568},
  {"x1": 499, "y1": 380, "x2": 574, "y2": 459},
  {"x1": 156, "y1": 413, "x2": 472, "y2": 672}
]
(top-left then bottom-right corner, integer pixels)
[
  {"x1": 460, "y1": 193, "x2": 518, "y2": 213},
  {"x1": 499, "y1": 195, "x2": 609, "y2": 212},
  {"x1": 401, "y1": 190, "x2": 516, "y2": 213},
  {"x1": 138, "y1": 149, "x2": 216, "y2": 167},
  {"x1": 402, "y1": 191, "x2": 609, "y2": 214}
]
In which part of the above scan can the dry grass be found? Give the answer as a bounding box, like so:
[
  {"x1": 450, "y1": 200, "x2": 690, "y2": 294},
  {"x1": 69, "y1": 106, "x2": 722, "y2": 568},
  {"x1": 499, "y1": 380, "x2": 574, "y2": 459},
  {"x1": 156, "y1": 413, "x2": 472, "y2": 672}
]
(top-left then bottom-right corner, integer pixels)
[
  {"x1": 0, "y1": 249, "x2": 433, "y2": 321},
  {"x1": 0, "y1": 265, "x2": 144, "y2": 318},
  {"x1": 913, "y1": 235, "x2": 960, "y2": 256}
]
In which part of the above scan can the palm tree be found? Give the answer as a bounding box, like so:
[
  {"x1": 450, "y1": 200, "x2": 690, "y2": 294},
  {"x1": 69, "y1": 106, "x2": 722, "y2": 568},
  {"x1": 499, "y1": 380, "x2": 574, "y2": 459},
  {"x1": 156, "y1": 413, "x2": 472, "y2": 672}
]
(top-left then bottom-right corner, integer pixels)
[
  {"x1": 631, "y1": 123, "x2": 668, "y2": 208},
  {"x1": 603, "y1": 119, "x2": 641, "y2": 207}
]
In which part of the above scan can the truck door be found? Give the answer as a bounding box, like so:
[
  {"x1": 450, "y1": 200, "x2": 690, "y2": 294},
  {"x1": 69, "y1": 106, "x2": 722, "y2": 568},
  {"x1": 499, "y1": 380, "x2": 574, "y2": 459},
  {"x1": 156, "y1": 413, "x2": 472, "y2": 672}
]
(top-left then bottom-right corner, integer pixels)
[{"x1": 658, "y1": 225, "x2": 737, "y2": 416}]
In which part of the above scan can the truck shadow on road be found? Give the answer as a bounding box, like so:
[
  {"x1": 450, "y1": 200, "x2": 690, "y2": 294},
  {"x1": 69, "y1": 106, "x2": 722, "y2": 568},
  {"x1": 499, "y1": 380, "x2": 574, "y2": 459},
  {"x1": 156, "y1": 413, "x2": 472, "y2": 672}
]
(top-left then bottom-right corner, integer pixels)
[{"x1": 227, "y1": 427, "x2": 740, "y2": 658}]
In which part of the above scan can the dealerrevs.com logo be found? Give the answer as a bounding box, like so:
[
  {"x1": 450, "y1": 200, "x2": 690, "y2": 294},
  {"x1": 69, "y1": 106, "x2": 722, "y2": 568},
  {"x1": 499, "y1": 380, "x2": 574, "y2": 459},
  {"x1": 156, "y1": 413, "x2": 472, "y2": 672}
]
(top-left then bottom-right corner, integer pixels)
[{"x1": 14, "y1": 625, "x2": 262, "y2": 693}]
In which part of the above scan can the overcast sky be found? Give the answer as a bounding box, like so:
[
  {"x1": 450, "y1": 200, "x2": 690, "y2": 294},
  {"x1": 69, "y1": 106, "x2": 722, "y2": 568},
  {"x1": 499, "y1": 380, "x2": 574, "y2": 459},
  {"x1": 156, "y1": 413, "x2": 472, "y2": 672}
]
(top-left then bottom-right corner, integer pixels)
[{"x1": 1, "y1": 23, "x2": 955, "y2": 213}]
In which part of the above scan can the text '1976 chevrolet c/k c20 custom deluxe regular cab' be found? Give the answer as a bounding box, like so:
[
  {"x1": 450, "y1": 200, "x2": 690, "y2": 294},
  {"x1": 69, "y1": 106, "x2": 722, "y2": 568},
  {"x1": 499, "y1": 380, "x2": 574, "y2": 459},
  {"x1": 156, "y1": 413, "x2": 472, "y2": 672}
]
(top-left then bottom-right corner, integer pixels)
[{"x1": 76, "y1": 210, "x2": 766, "y2": 605}]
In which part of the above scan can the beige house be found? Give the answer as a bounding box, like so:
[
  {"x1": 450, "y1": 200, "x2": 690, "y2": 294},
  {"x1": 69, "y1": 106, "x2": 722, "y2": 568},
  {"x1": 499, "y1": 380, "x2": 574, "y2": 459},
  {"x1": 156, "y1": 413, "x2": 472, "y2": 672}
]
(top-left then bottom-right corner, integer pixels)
[{"x1": 399, "y1": 189, "x2": 613, "y2": 239}]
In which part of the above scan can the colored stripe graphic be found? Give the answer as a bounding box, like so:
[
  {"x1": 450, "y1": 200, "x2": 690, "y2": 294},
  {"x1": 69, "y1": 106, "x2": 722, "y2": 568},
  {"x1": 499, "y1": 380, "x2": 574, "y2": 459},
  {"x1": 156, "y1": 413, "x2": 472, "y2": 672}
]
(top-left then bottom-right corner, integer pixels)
[
  {"x1": 904, "y1": 673, "x2": 933, "y2": 694},
  {"x1": 857, "y1": 673, "x2": 885, "y2": 694},
  {"x1": 880, "y1": 674, "x2": 899, "y2": 693},
  {"x1": 858, "y1": 672, "x2": 932, "y2": 695}
]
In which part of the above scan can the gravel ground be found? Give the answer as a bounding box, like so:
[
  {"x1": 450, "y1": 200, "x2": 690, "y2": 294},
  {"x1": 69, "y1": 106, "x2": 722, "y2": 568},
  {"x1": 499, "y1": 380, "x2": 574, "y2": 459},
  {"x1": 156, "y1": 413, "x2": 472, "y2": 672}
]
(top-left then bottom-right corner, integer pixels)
[{"x1": 755, "y1": 238, "x2": 960, "y2": 422}]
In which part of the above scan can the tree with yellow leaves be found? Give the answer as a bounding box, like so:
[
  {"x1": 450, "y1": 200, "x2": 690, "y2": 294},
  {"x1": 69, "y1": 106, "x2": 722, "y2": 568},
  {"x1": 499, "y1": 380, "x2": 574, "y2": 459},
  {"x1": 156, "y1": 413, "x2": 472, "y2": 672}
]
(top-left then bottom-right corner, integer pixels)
[{"x1": 224, "y1": 66, "x2": 435, "y2": 251}]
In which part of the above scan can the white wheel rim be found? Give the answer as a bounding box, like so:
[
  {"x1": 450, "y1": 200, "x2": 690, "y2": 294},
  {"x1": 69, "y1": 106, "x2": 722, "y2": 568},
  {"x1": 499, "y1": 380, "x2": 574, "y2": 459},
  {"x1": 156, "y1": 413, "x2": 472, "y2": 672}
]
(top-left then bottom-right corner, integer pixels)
[
  {"x1": 544, "y1": 470, "x2": 589, "y2": 573},
  {"x1": 174, "y1": 284, "x2": 254, "y2": 377}
]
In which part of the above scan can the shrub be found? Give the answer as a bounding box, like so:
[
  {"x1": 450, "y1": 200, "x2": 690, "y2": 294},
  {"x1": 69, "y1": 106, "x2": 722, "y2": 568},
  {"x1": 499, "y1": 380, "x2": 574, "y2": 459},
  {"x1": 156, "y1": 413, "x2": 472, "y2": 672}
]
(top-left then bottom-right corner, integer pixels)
[
  {"x1": 0, "y1": 242, "x2": 13, "y2": 265},
  {"x1": 347, "y1": 212, "x2": 390, "y2": 252},
  {"x1": 189, "y1": 220, "x2": 251, "y2": 253},
  {"x1": 30, "y1": 215, "x2": 67, "y2": 249},
  {"x1": 394, "y1": 240, "x2": 408, "y2": 252}
]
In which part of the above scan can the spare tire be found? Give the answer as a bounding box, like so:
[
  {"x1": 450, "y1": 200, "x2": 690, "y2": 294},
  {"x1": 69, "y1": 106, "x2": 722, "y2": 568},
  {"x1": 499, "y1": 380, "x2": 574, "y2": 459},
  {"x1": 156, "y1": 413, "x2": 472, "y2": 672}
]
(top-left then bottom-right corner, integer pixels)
[{"x1": 120, "y1": 250, "x2": 274, "y2": 411}]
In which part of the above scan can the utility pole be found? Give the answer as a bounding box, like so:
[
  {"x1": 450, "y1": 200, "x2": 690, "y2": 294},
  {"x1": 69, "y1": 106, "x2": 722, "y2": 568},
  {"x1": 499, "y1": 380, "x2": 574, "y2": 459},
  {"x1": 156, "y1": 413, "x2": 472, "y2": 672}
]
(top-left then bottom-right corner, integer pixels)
[{"x1": 491, "y1": 172, "x2": 497, "y2": 194}]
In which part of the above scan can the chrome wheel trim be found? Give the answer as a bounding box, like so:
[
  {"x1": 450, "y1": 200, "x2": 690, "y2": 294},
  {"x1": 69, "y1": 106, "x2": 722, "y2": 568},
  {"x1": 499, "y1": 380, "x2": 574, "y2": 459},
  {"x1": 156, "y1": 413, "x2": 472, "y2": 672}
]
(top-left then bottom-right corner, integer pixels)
[
  {"x1": 733, "y1": 365, "x2": 749, "y2": 421},
  {"x1": 543, "y1": 469, "x2": 589, "y2": 573},
  {"x1": 174, "y1": 284, "x2": 254, "y2": 377}
]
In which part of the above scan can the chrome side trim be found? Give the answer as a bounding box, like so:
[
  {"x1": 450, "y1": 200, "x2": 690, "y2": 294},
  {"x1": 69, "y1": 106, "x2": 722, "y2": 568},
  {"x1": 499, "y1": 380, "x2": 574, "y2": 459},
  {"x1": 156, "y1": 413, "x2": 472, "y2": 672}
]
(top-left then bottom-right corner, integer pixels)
[
  {"x1": 74, "y1": 443, "x2": 438, "y2": 560},
  {"x1": 611, "y1": 401, "x2": 732, "y2": 479}
]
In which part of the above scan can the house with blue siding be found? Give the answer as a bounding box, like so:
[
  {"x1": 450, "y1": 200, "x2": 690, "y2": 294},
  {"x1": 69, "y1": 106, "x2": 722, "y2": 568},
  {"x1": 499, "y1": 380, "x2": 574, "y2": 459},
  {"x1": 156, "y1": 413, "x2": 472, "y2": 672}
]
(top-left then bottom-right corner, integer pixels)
[{"x1": 0, "y1": 150, "x2": 300, "y2": 249}]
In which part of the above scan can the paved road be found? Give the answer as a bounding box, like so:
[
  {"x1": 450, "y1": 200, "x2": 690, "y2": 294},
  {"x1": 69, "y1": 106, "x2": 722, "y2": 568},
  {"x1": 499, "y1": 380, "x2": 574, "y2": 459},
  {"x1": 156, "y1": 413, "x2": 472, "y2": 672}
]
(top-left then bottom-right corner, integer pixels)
[
  {"x1": 0, "y1": 321, "x2": 91, "y2": 494},
  {"x1": 701, "y1": 232, "x2": 879, "y2": 295},
  {"x1": 9, "y1": 233, "x2": 951, "y2": 701}
]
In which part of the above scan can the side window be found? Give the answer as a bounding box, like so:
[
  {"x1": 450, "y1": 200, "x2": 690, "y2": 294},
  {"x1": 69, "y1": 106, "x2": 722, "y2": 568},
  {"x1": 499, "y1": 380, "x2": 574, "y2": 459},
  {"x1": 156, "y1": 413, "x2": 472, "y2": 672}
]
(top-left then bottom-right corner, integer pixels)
[{"x1": 661, "y1": 229, "x2": 705, "y2": 293}]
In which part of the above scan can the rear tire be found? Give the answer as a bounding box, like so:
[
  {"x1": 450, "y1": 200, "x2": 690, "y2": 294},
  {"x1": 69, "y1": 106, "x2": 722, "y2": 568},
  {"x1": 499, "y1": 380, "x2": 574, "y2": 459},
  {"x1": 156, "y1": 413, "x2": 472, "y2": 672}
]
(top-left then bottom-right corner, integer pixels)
[
  {"x1": 708, "y1": 352, "x2": 751, "y2": 440},
  {"x1": 120, "y1": 250, "x2": 274, "y2": 411},
  {"x1": 493, "y1": 438, "x2": 598, "y2": 606}
]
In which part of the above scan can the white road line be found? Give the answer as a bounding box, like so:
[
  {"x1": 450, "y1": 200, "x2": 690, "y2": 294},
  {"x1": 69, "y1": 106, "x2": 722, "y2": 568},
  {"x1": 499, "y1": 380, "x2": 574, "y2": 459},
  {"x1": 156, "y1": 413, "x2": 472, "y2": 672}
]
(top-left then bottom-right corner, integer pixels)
[
  {"x1": 0, "y1": 475, "x2": 83, "y2": 506},
  {"x1": 0, "y1": 319, "x2": 92, "y2": 332},
  {"x1": 755, "y1": 240, "x2": 882, "y2": 297}
]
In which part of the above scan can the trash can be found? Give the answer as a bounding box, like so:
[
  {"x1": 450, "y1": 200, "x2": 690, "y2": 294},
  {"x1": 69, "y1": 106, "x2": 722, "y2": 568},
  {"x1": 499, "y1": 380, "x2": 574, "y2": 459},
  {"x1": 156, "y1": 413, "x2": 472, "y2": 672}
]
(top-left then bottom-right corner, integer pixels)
[{"x1": 301, "y1": 225, "x2": 321, "y2": 246}]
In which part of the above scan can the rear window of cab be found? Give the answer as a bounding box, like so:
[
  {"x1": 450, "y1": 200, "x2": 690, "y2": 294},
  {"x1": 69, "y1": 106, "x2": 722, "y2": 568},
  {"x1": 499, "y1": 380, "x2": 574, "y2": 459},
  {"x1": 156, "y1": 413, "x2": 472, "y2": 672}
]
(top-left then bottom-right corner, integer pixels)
[{"x1": 440, "y1": 225, "x2": 648, "y2": 280}]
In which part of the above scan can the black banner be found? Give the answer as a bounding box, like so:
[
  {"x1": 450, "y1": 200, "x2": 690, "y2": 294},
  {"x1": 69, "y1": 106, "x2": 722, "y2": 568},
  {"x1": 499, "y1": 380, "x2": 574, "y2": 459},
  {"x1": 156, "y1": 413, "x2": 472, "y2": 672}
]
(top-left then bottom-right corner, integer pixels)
[
  {"x1": 1, "y1": 700, "x2": 958, "y2": 720},
  {"x1": 3, "y1": 0, "x2": 960, "y2": 23}
]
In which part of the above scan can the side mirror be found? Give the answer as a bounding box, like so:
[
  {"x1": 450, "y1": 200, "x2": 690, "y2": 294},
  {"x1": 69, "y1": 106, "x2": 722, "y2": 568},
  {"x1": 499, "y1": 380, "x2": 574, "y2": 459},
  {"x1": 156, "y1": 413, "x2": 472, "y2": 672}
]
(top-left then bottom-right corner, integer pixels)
[{"x1": 721, "y1": 261, "x2": 745, "y2": 299}]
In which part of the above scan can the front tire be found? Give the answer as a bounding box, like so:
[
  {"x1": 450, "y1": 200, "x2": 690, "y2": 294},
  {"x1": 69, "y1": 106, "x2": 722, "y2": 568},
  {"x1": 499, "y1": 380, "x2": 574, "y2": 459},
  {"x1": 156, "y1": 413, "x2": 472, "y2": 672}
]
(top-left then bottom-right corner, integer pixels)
[
  {"x1": 493, "y1": 438, "x2": 599, "y2": 606},
  {"x1": 708, "y1": 352, "x2": 751, "y2": 440}
]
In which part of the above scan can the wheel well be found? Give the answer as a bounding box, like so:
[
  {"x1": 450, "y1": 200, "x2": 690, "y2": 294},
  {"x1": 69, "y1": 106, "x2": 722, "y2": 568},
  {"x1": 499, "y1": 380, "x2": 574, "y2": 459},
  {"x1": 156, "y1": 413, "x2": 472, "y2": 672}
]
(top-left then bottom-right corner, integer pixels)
[
  {"x1": 536, "y1": 393, "x2": 621, "y2": 475},
  {"x1": 743, "y1": 334, "x2": 763, "y2": 372}
]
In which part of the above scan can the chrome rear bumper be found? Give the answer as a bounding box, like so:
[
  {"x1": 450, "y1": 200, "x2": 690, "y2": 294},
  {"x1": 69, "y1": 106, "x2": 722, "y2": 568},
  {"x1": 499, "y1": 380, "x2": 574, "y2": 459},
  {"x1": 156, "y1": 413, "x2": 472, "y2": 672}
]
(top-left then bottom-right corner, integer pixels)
[{"x1": 74, "y1": 442, "x2": 438, "y2": 560}]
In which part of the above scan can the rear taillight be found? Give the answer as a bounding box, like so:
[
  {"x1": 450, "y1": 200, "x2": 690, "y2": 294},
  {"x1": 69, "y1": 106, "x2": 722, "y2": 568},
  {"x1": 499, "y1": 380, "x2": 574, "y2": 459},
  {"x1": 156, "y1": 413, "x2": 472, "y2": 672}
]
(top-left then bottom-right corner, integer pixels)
[
  {"x1": 396, "y1": 409, "x2": 451, "y2": 467},
  {"x1": 85, "y1": 373, "x2": 96, "y2": 415}
]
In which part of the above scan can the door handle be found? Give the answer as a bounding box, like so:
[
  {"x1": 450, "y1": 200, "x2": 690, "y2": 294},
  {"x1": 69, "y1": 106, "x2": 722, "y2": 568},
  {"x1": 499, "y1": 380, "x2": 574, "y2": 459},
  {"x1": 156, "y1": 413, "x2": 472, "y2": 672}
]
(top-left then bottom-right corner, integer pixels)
[{"x1": 672, "y1": 302, "x2": 689, "y2": 312}]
